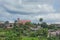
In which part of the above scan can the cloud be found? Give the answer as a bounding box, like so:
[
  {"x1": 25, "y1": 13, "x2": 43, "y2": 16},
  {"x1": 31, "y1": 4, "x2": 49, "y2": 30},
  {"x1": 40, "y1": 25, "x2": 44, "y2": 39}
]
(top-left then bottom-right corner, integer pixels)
[
  {"x1": 0, "y1": 0, "x2": 60, "y2": 24},
  {"x1": 23, "y1": 0, "x2": 54, "y2": 5},
  {"x1": 3, "y1": 3, "x2": 55, "y2": 14},
  {"x1": 0, "y1": 0, "x2": 55, "y2": 15},
  {"x1": 34, "y1": 13, "x2": 60, "y2": 23}
]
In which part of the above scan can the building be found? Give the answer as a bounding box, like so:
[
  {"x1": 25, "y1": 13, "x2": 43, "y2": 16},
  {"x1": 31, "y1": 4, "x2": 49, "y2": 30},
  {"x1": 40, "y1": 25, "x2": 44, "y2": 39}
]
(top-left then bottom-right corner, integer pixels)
[
  {"x1": 0, "y1": 21, "x2": 5, "y2": 28},
  {"x1": 0, "y1": 21, "x2": 14, "y2": 28},
  {"x1": 50, "y1": 24, "x2": 60, "y2": 28},
  {"x1": 17, "y1": 18, "x2": 31, "y2": 25},
  {"x1": 0, "y1": 18, "x2": 31, "y2": 28},
  {"x1": 48, "y1": 30, "x2": 60, "y2": 37},
  {"x1": 5, "y1": 23, "x2": 14, "y2": 28}
]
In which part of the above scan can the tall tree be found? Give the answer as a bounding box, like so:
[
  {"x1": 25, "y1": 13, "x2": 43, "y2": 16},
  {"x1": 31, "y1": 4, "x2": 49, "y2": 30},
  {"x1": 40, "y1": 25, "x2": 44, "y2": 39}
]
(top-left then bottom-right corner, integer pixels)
[
  {"x1": 4, "y1": 21, "x2": 9, "y2": 24},
  {"x1": 39, "y1": 18, "x2": 43, "y2": 22},
  {"x1": 41, "y1": 22, "x2": 48, "y2": 28},
  {"x1": 14, "y1": 20, "x2": 17, "y2": 26},
  {"x1": 13, "y1": 22, "x2": 21, "y2": 40},
  {"x1": 39, "y1": 18, "x2": 43, "y2": 25},
  {"x1": 4, "y1": 21, "x2": 9, "y2": 28},
  {"x1": 39, "y1": 18, "x2": 43, "y2": 27}
]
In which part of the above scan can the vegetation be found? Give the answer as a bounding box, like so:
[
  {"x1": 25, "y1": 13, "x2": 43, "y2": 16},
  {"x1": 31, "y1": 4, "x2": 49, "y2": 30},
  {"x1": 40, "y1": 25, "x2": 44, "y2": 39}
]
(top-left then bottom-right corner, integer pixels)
[{"x1": 0, "y1": 18, "x2": 60, "y2": 40}]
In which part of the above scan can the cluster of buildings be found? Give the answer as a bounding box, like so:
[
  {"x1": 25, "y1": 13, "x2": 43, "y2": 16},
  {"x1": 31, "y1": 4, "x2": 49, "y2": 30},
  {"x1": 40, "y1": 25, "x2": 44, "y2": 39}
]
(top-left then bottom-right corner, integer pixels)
[
  {"x1": 0, "y1": 18, "x2": 31, "y2": 28},
  {"x1": 48, "y1": 29, "x2": 60, "y2": 37},
  {"x1": 0, "y1": 18, "x2": 60, "y2": 36}
]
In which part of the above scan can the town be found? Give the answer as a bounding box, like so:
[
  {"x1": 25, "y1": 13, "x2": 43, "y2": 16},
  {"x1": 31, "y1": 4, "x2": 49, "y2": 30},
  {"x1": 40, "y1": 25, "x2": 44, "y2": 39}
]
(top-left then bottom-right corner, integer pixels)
[
  {"x1": 0, "y1": 18, "x2": 60, "y2": 40},
  {"x1": 0, "y1": 0, "x2": 60, "y2": 40}
]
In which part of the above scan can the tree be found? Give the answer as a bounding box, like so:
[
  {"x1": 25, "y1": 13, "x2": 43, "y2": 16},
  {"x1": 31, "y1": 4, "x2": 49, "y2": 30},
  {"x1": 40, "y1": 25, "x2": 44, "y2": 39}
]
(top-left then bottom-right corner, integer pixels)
[
  {"x1": 4, "y1": 21, "x2": 9, "y2": 24},
  {"x1": 39, "y1": 18, "x2": 43, "y2": 26},
  {"x1": 29, "y1": 32, "x2": 36, "y2": 37},
  {"x1": 25, "y1": 22, "x2": 35, "y2": 27},
  {"x1": 48, "y1": 24, "x2": 56, "y2": 29},
  {"x1": 14, "y1": 20, "x2": 17, "y2": 26},
  {"x1": 37, "y1": 28, "x2": 48, "y2": 37},
  {"x1": 25, "y1": 22, "x2": 31, "y2": 25},
  {"x1": 39, "y1": 18, "x2": 43, "y2": 23},
  {"x1": 41, "y1": 22, "x2": 48, "y2": 28},
  {"x1": 13, "y1": 25, "x2": 21, "y2": 40},
  {"x1": 4, "y1": 21, "x2": 9, "y2": 28},
  {"x1": 12, "y1": 20, "x2": 22, "y2": 40}
]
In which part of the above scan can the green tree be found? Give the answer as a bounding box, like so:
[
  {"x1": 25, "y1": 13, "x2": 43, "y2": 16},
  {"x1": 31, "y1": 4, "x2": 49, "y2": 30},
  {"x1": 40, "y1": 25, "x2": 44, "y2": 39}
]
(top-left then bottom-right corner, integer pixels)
[
  {"x1": 39, "y1": 18, "x2": 43, "y2": 23},
  {"x1": 12, "y1": 25, "x2": 21, "y2": 40},
  {"x1": 37, "y1": 28, "x2": 48, "y2": 37},
  {"x1": 48, "y1": 24, "x2": 56, "y2": 29},
  {"x1": 25, "y1": 22, "x2": 34, "y2": 27},
  {"x1": 4, "y1": 21, "x2": 9, "y2": 24},
  {"x1": 4, "y1": 21, "x2": 9, "y2": 28},
  {"x1": 37, "y1": 28, "x2": 48, "y2": 40},
  {"x1": 14, "y1": 20, "x2": 17, "y2": 26},
  {"x1": 41, "y1": 22, "x2": 48, "y2": 28}
]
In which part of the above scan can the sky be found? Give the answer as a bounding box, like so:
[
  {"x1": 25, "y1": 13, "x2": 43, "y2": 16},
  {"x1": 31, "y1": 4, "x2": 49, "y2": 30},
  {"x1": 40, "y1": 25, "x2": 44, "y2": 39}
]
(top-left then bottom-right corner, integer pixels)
[{"x1": 0, "y1": 0, "x2": 60, "y2": 24}]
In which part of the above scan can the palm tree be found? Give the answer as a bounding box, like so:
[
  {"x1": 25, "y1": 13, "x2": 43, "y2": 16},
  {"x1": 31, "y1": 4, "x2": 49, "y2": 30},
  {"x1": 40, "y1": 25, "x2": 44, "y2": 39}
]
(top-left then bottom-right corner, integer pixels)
[
  {"x1": 39, "y1": 18, "x2": 43, "y2": 24},
  {"x1": 39, "y1": 18, "x2": 43, "y2": 22}
]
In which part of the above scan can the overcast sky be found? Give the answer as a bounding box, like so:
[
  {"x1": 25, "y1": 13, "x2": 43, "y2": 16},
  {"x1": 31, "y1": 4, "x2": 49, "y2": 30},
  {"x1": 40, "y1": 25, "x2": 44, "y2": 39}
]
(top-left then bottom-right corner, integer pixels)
[{"x1": 0, "y1": 0, "x2": 60, "y2": 24}]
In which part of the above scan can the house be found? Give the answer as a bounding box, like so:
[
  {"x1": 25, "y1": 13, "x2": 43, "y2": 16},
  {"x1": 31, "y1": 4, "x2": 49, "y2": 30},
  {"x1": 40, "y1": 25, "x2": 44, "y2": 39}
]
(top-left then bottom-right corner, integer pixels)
[
  {"x1": 5, "y1": 23, "x2": 14, "y2": 28},
  {"x1": 0, "y1": 21, "x2": 5, "y2": 28},
  {"x1": 30, "y1": 25, "x2": 41, "y2": 31},
  {"x1": 50, "y1": 24, "x2": 60, "y2": 28},
  {"x1": 0, "y1": 21, "x2": 14, "y2": 28},
  {"x1": 17, "y1": 18, "x2": 31, "y2": 25},
  {"x1": 48, "y1": 30, "x2": 60, "y2": 37},
  {"x1": 0, "y1": 18, "x2": 31, "y2": 28}
]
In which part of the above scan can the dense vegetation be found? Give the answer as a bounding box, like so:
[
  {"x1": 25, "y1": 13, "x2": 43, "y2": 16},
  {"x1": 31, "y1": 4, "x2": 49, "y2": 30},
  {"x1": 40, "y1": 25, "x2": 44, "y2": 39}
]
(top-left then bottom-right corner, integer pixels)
[{"x1": 0, "y1": 18, "x2": 60, "y2": 40}]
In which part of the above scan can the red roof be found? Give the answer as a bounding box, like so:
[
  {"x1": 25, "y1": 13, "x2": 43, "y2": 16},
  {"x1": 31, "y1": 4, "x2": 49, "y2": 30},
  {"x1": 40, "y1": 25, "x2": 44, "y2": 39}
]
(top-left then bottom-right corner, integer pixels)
[
  {"x1": 17, "y1": 18, "x2": 31, "y2": 24},
  {"x1": 20, "y1": 20, "x2": 31, "y2": 24}
]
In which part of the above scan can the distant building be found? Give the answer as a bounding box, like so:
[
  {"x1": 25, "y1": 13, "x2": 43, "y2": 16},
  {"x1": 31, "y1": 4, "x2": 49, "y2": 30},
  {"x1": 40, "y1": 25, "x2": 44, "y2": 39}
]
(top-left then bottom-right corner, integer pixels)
[
  {"x1": 48, "y1": 30, "x2": 60, "y2": 37},
  {"x1": 50, "y1": 24, "x2": 60, "y2": 28},
  {"x1": 30, "y1": 25, "x2": 41, "y2": 31},
  {"x1": 0, "y1": 18, "x2": 31, "y2": 28},
  {"x1": 0, "y1": 21, "x2": 4, "y2": 24},
  {"x1": 17, "y1": 18, "x2": 31, "y2": 25},
  {"x1": 0, "y1": 21, "x2": 5, "y2": 28},
  {"x1": 5, "y1": 23, "x2": 14, "y2": 28}
]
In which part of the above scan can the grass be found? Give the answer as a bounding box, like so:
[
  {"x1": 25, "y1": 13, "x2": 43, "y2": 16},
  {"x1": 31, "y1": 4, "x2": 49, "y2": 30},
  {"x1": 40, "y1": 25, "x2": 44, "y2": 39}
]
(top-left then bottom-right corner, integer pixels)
[
  {"x1": 20, "y1": 36, "x2": 48, "y2": 40},
  {"x1": 21, "y1": 36, "x2": 39, "y2": 40}
]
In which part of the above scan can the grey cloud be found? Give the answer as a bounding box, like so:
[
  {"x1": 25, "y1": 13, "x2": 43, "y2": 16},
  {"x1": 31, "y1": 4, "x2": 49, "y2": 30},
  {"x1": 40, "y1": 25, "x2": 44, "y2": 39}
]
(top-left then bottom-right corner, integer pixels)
[
  {"x1": 23, "y1": 0, "x2": 54, "y2": 5},
  {"x1": 0, "y1": 0, "x2": 60, "y2": 24}
]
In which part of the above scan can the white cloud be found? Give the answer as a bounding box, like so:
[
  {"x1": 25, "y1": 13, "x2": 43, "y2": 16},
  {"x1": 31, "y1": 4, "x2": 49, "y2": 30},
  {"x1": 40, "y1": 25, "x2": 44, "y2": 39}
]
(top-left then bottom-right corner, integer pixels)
[
  {"x1": 0, "y1": 8, "x2": 11, "y2": 17},
  {"x1": 40, "y1": 4, "x2": 55, "y2": 12},
  {"x1": 54, "y1": 22, "x2": 60, "y2": 24},
  {"x1": 33, "y1": 13, "x2": 60, "y2": 23},
  {"x1": 0, "y1": 0, "x2": 55, "y2": 13},
  {"x1": 23, "y1": 0, "x2": 54, "y2": 5},
  {"x1": 3, "y1": 3, "x2": 55, "y2": 13},
  {"x1": 0, "y1": 0, "x2": 60, "y2": 24},
  {"x1": 35, "y1": 13, "x2": 60, "y2": 20}
]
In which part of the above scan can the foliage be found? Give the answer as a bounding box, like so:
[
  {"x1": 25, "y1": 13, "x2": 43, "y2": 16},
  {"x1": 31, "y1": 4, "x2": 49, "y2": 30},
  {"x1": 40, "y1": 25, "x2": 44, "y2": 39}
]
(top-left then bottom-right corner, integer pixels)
[
  {"x1": 0, "y1": 18, "x2": 60, "y2": 40},
  {"x1": 36, "y1": 28, "x2": 48, "y2": 37},
  {"x1": 4, "y1": 21, "x2": 9, "y2": 24},
  {"x1": 41, "y1": 22, "x2": 48, "y2": 28},
  {"x1": 39, "y1": 18, "x2": 43, "y2": 22},
  {"x1": 48, "y1": 25, "x2": 55, "y2": 29}
]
